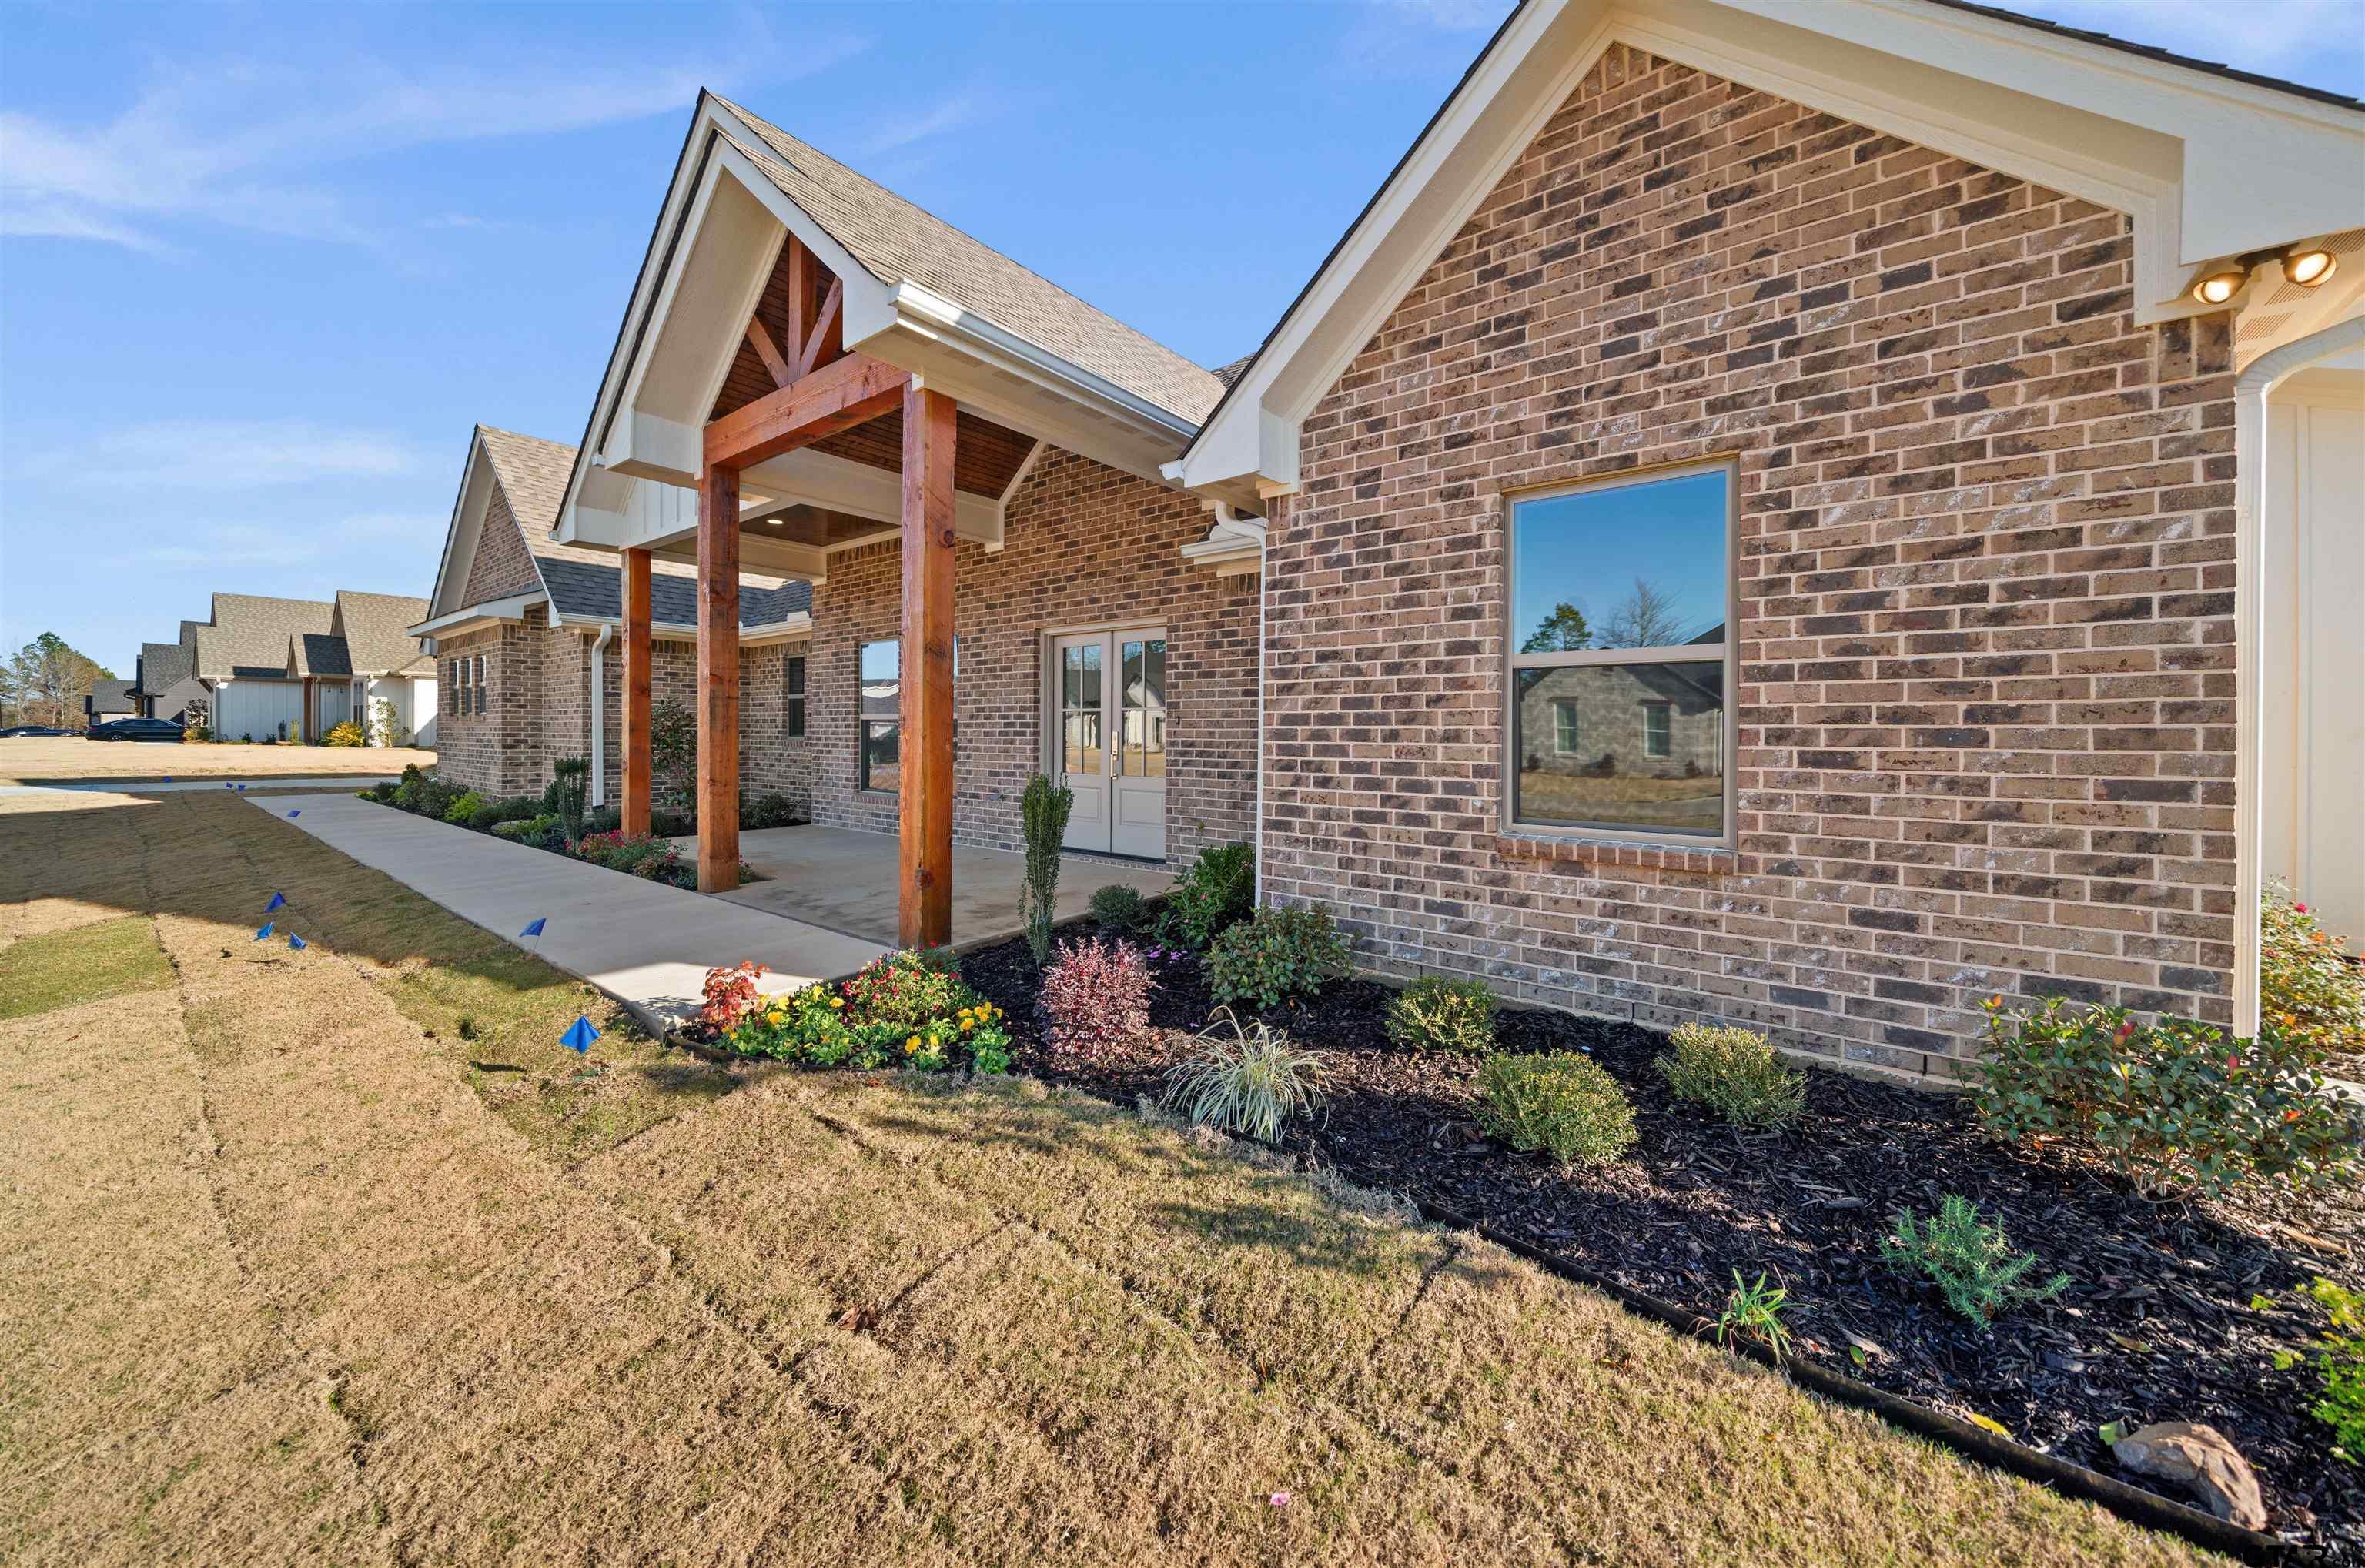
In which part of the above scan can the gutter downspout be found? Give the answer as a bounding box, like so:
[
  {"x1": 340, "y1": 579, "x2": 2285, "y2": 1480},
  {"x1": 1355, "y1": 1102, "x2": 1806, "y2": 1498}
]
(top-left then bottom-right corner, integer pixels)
[
  {"x1": 1211, "y1": 503, "x2": 1271, "y2": 909},
  {"x1": 589, "y1": 623, "x2": 615, "y2": 807}
]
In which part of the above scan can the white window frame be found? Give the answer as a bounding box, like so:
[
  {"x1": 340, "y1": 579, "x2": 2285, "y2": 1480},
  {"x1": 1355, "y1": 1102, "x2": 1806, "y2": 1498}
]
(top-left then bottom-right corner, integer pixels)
[
  {"x1": 1502, "y1": 456, "x2": 1738, "y2": 848},
  {"x1": 1642, "y1": 701, "x2": 1672, "y2": 760},
  {"x1": 1553, "y1": 700, "x2": 1581, "y2": 757}
]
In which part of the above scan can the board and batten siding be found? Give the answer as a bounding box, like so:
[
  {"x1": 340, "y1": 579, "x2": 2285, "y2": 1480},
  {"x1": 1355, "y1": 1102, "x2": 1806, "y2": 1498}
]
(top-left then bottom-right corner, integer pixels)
[{"x1": 213, "y1": 679, "x2": 304, "y2": 744}]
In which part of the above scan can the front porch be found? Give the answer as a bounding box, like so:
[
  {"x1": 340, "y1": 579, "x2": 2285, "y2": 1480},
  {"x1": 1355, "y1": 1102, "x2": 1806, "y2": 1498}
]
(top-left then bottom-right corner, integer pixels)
[{"x1": 697, "y1": 825, "x2": 1172, "y2": 949}]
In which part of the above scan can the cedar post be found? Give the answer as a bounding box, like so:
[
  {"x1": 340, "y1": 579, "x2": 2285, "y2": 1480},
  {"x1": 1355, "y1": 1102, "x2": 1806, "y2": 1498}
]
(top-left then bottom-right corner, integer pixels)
[
  {"x1": 899, "y1": 383, "x2": 956, "y2": 948},
  {"x1": 621, "y1": 547, "x2": 653, "y2": 837},
  {"x1": 697, "y1": 463, "x2": 741, "y2": 891}
]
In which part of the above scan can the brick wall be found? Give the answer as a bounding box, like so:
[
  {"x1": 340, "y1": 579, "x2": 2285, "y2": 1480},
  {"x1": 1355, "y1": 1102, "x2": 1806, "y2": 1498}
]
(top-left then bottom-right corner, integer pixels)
[
  {"x1": 1271, "y1": 45, "x2": 2238, "y2": 1081},
  {"x1": 807, "y1": 446, "x2": 1261, "y2": 868},
  {"x1": 463, "y1": 485, "x2": 542, "y2": 605}
]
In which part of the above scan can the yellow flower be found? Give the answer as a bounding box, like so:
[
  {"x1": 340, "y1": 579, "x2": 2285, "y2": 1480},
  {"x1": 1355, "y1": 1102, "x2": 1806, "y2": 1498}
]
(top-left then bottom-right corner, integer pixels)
[
  {"x1": 960, "y1": 1016, "x2": 974, "y2": 1031},
  {"x1": 829, "y1": 996, "x2": 843, "y2": 1008},
  {"x1": 906, "y1": 1035, "x2": 919, "y2": 1051}
]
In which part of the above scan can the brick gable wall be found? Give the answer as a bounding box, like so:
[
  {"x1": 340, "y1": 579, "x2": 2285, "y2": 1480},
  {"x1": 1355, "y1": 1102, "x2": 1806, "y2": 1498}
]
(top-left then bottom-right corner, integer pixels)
[
  {"x1": 1271, "y1": 45, "x2": 2238, "y2": 1081},
  {"x1": 807, "y1": 447, "x2": 1260, "y2": 868},
  {"x1": 462, "y1": 483, "x2": 543, "y2": 607}
]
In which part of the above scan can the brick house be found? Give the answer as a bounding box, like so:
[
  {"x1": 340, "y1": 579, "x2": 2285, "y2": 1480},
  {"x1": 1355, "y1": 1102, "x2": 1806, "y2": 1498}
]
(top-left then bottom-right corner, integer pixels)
[
  {"x1": 413, "y1": 424, "x2": 815, "y2": 804},
  {"x1": 463, "y1": 0, "x2": 2352, "y2": 1076}
]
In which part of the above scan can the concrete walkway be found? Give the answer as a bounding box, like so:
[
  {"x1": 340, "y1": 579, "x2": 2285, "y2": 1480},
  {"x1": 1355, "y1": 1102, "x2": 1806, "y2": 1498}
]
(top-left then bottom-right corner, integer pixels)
[
  {"x1": 250, "y1": 793, "x2": 885, "y2": 1031},
  {"x1": 706, "y1": 824, "x2": 1172, "y2": 948}
]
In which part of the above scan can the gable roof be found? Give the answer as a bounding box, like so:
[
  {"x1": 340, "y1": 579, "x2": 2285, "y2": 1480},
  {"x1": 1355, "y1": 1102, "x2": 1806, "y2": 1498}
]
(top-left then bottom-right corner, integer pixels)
[
  {"x1": 197, "y1": 593, "x2": 336, "y2": 679},
  {"x1": 333, "y1": 590, "x2": 433, "y2": 675},
  {"x1": 711, "y1": 96, "x2": 1223, "y2": 426},
  {"x1": 85, "y1": 679, "x2": 135, "y2": 716},
  {"x1": 135, "y1": 640, "x2": 189, "y2": 696},
  {"x1": 1176, "y1": 0, "x2": 2365, "y2": 500},
  {"x1": 290, "y1": 632, "x2": 351, "y2": 678},
  {"x1": 423, "y1": 423, "x2": 809, "y2": 635}
]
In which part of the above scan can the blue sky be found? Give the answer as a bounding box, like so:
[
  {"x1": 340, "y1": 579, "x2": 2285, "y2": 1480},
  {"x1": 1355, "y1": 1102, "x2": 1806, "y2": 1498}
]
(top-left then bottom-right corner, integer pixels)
[{"x1": 3, "y1": 0, "x2": 2358, "y2": 677}]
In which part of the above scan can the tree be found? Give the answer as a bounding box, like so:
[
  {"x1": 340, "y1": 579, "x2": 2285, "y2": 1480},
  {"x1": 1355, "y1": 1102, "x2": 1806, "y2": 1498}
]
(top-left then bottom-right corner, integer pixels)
[
  {"x1": 5, "y1": 633, "x2": 114, "y2": 729},
  {"x1": 1603, "y1": 578, "x2": 1690, "y2": 650},
  {"x1": 1520, "y1": 602, "x2": 1594, "y2": 654}
]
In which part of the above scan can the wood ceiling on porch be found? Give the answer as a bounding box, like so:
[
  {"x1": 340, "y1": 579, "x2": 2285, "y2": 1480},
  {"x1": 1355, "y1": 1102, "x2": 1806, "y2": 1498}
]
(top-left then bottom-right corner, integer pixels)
[{"x1": 710, "y1": 239, "x2": 1039, "y2": 498}]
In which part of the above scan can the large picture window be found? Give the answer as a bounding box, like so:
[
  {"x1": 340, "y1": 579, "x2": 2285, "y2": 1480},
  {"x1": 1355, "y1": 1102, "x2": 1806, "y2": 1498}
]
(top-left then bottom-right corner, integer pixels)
[{"x1": 1508, "y1": 462, "x2": 1733, "y2": 841}]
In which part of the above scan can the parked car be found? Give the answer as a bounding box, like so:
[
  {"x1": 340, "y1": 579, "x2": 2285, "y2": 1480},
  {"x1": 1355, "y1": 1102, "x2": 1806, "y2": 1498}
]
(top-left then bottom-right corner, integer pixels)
[
  {"x1": 87, "y1": 718, "x2": 187, "y2": 742},
  {"x1": 0, "y1": 724, "x2": 71, "y2": 737}
]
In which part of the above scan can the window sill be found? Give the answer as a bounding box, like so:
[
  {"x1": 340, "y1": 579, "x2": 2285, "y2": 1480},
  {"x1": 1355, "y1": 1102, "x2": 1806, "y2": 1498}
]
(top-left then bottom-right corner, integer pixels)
[{"x1": 1493, "y1": 831, "x2": 1738, "y2": 877}]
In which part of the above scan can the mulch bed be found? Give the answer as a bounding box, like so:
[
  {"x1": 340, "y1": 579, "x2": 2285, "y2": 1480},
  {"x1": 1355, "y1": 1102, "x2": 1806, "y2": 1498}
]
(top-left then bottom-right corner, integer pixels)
[{"x1": 960, "y1": 928, "x2": 2365, "y2": 1561}]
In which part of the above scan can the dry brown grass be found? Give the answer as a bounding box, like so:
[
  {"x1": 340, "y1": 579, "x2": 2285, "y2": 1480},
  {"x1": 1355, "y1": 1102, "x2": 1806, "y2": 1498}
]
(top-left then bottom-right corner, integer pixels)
[
  {"x1": 0, "y1": 735, "x2": 433, "y2": 784},
  {"x1": 0, "y1": 790, "x2": 2222, "y2": 1566}
]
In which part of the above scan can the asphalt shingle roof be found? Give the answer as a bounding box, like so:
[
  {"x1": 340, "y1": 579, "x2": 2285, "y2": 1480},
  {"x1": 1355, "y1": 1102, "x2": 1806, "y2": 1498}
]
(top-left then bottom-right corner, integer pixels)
[
  {"x1": 137, "y1": 640, "x2": 190, "y2": 696},
  {"x1": 333, "y1": 590, "x2": 433, "y2": 674},
  {"x1": 536, "y1": 556, "x2": 811, "y2": 629},
  {"x1": 711, "y1": 95, "x2": 1223, "y2": 426},
  {"x1": 292, "y1": 633, "x2": 351, "y2": 678},
  {"x1": 197, "y1": 593, "x2": 336, "y2": 680},
  {"x1": 85, "y1": 679, "x2": 135, "y2": 715}
]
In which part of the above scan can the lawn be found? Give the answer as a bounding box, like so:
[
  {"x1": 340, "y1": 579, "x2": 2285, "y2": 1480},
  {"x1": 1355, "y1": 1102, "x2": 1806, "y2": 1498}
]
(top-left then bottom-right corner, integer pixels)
[
  {"x1": 0, "y1": 790, "x2": 2218, "y2": 1566},
  {"x1": 0, "y1": 734, "x2": 436, "y2": 784}
]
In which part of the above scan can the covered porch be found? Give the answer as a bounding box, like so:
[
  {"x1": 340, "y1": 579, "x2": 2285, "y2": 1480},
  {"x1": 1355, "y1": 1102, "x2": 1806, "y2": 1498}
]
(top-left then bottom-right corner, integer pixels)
[
  {"x1": 560, "y1": 95, "x2": 1218, "y2": 952},
  {"x1": 693, "y1": 825, "x2": 1172, "y2": 949}
]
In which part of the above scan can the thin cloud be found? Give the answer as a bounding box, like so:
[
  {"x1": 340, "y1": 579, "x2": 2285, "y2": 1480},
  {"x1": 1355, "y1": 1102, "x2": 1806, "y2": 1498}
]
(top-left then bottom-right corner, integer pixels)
[
  {"x1": 0, "y1": 33, "x2": 871, "y2": 252},
  {"x1": 860, "y1": 88, "x2": 994, "y2": 158},
  {"x1": 21, "y1": 420, "x2": 421, "y2": 491},
  {"x1": 1339, "y1": 0, "x2": 1514, "y2": 79}
]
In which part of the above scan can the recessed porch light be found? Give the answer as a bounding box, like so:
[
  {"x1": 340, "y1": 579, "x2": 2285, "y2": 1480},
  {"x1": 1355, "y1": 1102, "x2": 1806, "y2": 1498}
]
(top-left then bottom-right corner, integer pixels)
[
  {"x1": 2283, "y1": 247, "x2": 2337, "y2": 287},
  {"x1": 2191, "y1": 267, "x2": 2246, "y2": 306}
]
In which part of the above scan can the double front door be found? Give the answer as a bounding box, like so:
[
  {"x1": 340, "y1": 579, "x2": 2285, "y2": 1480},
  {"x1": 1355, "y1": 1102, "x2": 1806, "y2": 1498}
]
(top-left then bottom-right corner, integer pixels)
[{"x1": 1049, "y1": 627, "x2": 1166, "y2": 859}]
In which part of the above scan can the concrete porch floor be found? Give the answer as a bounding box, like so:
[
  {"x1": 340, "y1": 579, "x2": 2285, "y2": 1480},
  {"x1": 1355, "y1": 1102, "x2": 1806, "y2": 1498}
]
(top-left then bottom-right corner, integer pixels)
[{"x1": 691, "y1": 825, "x2": 1174, "y2": 948}]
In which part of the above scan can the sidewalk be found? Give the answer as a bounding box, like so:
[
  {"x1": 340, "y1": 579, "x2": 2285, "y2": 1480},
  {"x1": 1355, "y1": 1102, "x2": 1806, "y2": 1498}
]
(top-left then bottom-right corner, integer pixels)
[{"x1": 249, "y1": 793, "x2": 885, "y2": 1031}]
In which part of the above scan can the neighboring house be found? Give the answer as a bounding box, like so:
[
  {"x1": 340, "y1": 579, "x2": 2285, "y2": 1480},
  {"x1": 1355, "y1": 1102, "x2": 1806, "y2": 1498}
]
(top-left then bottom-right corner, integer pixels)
[
  {"x1": 412, "y1": 424, "x2": 815, "y2": 801},
  {"x1": 461, "y1": 0, "x2": 2351, "y2": 1078},
  {"x1": 82, "y1": 679, "x2": 135, "y2": 730},
  {"x1": 174, "y1": 590, "x2": 436, "y2": 744},
  {"x1": 131, "y1": 640, "x2": 206, "y2": 724}
]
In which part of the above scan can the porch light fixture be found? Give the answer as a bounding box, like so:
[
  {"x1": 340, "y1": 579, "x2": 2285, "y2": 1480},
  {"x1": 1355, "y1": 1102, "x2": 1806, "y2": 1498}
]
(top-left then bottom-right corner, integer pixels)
[
  {"x1": 2189, "y1": 242, "x2": 2340, "y2": 306},
  {"x1": 2283, "y1": 246, "x2": 2337, "y2": 287},
  {"x1": 2191, "y1": 268, "x2": 2245, "y2": 305}
]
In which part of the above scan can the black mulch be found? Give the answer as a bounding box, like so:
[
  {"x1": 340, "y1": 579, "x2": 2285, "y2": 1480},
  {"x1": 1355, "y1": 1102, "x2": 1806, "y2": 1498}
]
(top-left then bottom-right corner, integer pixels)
[{"x1": 961, "y1": 929, "x2": 2365, "y2": 1560}]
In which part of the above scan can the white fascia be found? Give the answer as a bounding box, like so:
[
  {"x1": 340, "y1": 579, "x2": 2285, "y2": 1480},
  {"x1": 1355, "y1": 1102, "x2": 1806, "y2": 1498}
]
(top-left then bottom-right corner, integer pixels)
[
  {"x1": 407, "y1": 591, "x2": 546, "y2": 646},
  {"x1": 1176, "y1": 0, "x2": 2365, "y2": 498},
  {"x1": 548, "y1": 607, "x2": 815, "y2": 646}
]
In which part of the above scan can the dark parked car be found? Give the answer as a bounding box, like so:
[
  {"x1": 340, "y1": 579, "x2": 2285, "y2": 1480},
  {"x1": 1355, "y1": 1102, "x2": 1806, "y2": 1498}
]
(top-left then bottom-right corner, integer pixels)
[
  {"x1": 0, "y1": 724, "x2": 71, "y2": 737},
  {"x1": 88, "y1": 718, "x2": 186, "y2": 742}
]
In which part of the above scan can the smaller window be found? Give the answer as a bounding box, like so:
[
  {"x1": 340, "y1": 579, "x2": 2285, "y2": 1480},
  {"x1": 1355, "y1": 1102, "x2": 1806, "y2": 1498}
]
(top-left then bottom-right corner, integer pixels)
[
  {"x1": 859, "y1": 640, "x2": 898, "y2": 792},
  {"x1": 1643, "y1": 703, "x2": 1671, "y2": 759},
  {"x1": 473, "y1": 655, "x2": 487, "y2": 715},
  {"x1": 1553, "y1": 700, "x2": 1581, "y2": 757},
  {"x1": 785, "y1": 654, "x2": 806, "y2": 738}
]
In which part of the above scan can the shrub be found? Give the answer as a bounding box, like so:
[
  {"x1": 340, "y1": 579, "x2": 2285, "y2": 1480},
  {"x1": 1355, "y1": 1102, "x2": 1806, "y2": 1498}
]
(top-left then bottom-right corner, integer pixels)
[
  {"x1": 1976, "y1": 997, "x2": 2360, "y2": 1197},
  {"x1": 697, "y1": 960, "x2": 768, "y2": 1037},
  {"x1": 1040, "y1": 937, "x2": 1155, "y2": 1060},
  {"x1": 185, "y1": 724, "x2": 211, "y2": 743},
  {"x1": 549, "y1": 756, "x2": 590, "y2": 844},
  {"x1": 2262, "y1": 881, "x2": 2365, "y2": 1057},
  {"x1": 571, "y1": 829, "x2": 684, "y2": 882},
  {"x1": 1383, "y1": 975, "x2": 1499, "y2": 1054},
  {"x1": 1019, "y1": 773, "x2": 1075, "y2": 965},
  {"x1": 491, "y1": 814, "x2": 563, "y2": 848},
  {"x1": 2299, "y1": 1277, "x2": 2365, "y2": 1463},
  {"x1": 442, "y1": 789, "x2": 487, "y2": 825},
  {"x1": 1089, "y1": 884, "x2": 1148, "y2": 933},
  {"x1": 1162, "y1": 843, "x2": 1253, "y2": 950},
  {"x1": 724, "y1": 950, "x2": 1010, "y2": 1074},
  {"x1": 357, "y1": 781, "x2": 396, "y2": 804},
  {"x1": 1206, "y1": 904, "x2": 1350, "y2": 1011},
  {"x1": 322, "y1": 719, "x2": 366, "y2": 747},
  {"x1": 1162, "y1": 1009, "x2": 1322, "y2": 1142},
  {"x1": 1474, "y1": 1052, "x2": 1637, "y2": 1168},
  {"x1": 743, "y1": 791, "x2": 802, "y2": 830},
  {"x1": 467, "y1": 794, "x2": 542, "y2": 832},
  {"x1": 1880, "y1": 1195, "x2": 2069, "y2": 1329},
  {"x1": 1656, "y1": 1022, "x2": 1806, "y2": 1129},
  {"x1": 584, "y1": 804, "x2": 623, "y2": 835}
]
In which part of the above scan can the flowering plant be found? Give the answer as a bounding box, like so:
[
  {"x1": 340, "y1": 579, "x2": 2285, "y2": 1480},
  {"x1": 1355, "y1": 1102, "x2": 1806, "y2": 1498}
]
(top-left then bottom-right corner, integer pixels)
[
  {"x1": 725, "y1": 948, "x2": 1011, "y2": 1074},
  {"x1": 2261, "y1": 882, "x2": 2365, "y2": 1058},
  {"x1": 697, "y1": 959, "x2": 768, "y2": 1036}
]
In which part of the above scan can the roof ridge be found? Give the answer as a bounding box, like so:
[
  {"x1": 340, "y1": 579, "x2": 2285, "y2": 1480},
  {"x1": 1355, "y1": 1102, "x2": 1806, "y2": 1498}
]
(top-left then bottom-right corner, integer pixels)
[{"x1": 708, "y1": 93, "x2": 1221, "y2": 422}]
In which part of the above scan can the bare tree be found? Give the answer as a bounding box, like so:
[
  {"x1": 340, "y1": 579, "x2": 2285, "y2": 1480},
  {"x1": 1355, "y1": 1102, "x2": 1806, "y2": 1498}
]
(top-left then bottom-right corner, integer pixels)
[
  {"x1": 5, "y1": 633, "x2": 113, "y2": 729},
  {"x1": 1603, "y1": 578, "x2": 1690, "y2": 650}
]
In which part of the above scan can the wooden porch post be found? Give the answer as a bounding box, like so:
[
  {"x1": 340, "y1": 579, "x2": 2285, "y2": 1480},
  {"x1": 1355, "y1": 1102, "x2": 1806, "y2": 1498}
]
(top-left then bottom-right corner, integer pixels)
[
  {"x1": 899, "y1": 383, "x2": 956, "y2": 948},
  {"x1": 621, "y1": 547, "x2": 653, "y2": 837},
  {"x1": 697, "y1": 463, "x2": 741, "y2": 891}
]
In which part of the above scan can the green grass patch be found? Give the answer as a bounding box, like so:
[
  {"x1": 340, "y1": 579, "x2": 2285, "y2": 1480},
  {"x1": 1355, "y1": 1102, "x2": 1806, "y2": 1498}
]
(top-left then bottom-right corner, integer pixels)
[{"x1": 0, "y1": 914, "x2": 173, "y2": 1020}]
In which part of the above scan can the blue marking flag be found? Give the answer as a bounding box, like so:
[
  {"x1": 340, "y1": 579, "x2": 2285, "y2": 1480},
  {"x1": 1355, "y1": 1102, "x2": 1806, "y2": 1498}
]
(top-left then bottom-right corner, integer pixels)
[
  {"x1": 236, "y1": 784, "x2": 247, "y2": 793},
  {"x1": 224, "y1": 782, "x2": 235, "y2": 790},
  {"x1": 286, "y1": 809, "x2": 300, "y2": 818},
  {"x1": 519, "y1": 918, "x2": 547, "y2": 938},
  {"x1": 287, "y1": 934, "x2": 306, "y2": 951},
  {"x1": 560, "y1": 1015, "x2": 600, "y2": 1055},
  {"x1": 264, "y1": 892, "x2": 286, "y2": 913},
  {"x1": 254, "y1": 922, "x2": 274, "y2": 941}
]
